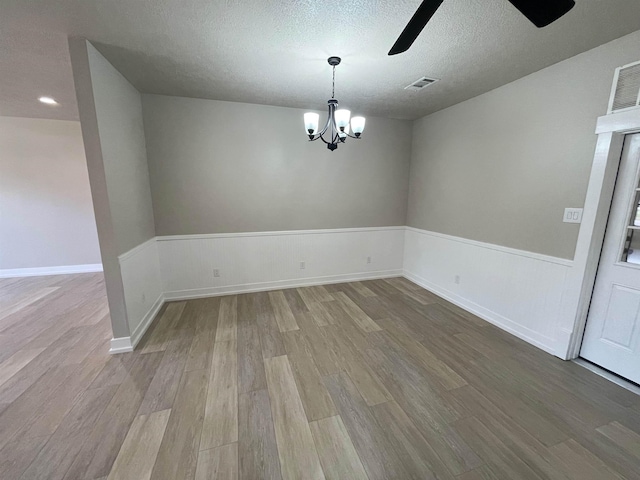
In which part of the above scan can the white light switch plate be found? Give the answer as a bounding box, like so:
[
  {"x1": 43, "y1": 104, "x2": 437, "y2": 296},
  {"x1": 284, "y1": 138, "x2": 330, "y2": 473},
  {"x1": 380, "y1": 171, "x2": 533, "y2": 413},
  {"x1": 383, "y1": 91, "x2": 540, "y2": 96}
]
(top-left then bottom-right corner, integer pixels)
[{"x1": 563, "y1": 208, "x2": 583, "y2": 223}]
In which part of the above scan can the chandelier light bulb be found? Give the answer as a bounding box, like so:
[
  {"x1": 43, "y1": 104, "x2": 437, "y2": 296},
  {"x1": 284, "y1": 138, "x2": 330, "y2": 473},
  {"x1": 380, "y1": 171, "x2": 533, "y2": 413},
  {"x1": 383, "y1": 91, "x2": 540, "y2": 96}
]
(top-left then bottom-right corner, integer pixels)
[
  {"x1": 338, "y1": 123, "x2": 350, "y2": 139},
  {"x1": 351, "y1": 116, "x2": 366, "y2": 136},
  {"x1": 304, "y1": 112, "x2": 320, "y2": 136},
  {"x1": 335, "y1": 109, "x2": 351, "y2": 130}
]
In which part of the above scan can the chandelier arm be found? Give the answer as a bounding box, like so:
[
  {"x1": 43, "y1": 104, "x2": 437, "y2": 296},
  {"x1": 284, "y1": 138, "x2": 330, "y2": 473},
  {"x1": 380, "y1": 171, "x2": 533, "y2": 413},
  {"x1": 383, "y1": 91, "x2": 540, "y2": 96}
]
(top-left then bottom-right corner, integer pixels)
[
  {"x1": 343, "y1": 133, "x2": 362, "y2": 139},
  {"x1": 318, "y1": 135, "x2": 330, "y2": 145},
  {"x1": 307, "y1": 131, "x2": 331, "y2": 144},
  {"x1": 331, "y1": 102, "x2": 337, "y2": 138},
  {"x1": 317, "y1": 111, "x2": 332, "y2": 137}
]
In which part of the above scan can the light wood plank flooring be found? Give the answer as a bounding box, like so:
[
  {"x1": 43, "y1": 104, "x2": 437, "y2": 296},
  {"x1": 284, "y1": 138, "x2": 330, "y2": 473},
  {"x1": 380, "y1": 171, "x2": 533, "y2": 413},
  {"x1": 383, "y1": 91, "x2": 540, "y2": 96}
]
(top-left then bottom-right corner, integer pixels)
[{"x1": 1, "y1": 274, "x2": 640, "y2": 479}]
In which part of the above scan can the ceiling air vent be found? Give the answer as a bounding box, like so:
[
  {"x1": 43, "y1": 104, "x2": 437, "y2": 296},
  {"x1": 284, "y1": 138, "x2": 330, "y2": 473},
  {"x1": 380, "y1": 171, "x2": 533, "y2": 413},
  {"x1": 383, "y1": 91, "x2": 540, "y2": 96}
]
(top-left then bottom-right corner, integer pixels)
[
  {"x1": 608, "y1": 60, "x2": 640, "y2": 114},
  {"x1": 404, "y1": 76, "x2": 439, "y2": 91}
]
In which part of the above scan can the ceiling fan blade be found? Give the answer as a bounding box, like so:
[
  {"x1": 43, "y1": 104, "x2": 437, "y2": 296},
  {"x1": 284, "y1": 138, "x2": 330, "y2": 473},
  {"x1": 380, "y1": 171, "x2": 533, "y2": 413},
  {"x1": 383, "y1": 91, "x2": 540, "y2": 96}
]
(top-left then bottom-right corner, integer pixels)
[
  {"x1": 506, "y1": 0, "x2": 575, "y2": 28},
  {"x1": 388, "y1": 0, "x2": 444, "y2": 56}
]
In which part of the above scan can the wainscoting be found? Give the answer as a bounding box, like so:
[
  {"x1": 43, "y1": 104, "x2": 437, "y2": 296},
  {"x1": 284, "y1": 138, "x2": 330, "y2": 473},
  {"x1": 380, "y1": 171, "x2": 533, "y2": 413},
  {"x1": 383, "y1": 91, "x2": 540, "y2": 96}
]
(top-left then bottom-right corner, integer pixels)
[
  {"x1": 113, "y1": 226, "x2": 580, "y2": 357},
  {"x1": 403, "y1": 227, "x2": 573, "y2": 356},
  {"x1": 116, "y1": 238, "x2": 163, "y2": 352},
  {"x1": 114, "y1": 227, "x2": 405, "y2": 352},
  {"x1": 157, "y1": 227, "x2": 405, "y2": 299}
]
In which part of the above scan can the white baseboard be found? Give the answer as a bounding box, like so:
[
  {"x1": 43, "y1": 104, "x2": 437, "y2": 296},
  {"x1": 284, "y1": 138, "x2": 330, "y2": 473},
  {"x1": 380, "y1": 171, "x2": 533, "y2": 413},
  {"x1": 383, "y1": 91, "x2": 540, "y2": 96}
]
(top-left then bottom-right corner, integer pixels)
[
  {"x1": 130, "y1": 293, "x2": 165, "y2": 346},
  {"x1": 163, "y1": 270, "x2": 402, "y2": 301},
  {"x1": 109, "y1": 271, "x2": 401, "y2": 354},
  {"x1": 403, "y1": 270, "x2": 557, "y2": 355},
  {"x1": 0, "y1": 263, "x2": 103, "y2": 278},
  {"x1": 109, "y1": 293, "x2": 163, "y2": 354},
  {"x1": 109, "y1": 336, "x2": 134, "y2": 354},
  {"x1": 112, "y1": 266, "x2": 558, "y2": 356}
]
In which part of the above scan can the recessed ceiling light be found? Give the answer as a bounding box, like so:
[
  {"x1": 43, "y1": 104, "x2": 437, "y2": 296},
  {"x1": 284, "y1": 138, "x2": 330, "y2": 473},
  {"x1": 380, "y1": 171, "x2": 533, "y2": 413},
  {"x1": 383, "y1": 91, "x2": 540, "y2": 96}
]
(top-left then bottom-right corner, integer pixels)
[{"x1": 38, "y1": 96, "x2": 58, "y2": 105}]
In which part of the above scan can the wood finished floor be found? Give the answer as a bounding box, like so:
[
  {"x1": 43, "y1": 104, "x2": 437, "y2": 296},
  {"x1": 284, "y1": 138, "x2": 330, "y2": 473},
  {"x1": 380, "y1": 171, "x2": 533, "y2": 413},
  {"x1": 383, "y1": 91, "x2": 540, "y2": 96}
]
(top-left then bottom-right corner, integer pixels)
[{"x1": 1, "y1": 274, "x2": 640, "y2": 479}]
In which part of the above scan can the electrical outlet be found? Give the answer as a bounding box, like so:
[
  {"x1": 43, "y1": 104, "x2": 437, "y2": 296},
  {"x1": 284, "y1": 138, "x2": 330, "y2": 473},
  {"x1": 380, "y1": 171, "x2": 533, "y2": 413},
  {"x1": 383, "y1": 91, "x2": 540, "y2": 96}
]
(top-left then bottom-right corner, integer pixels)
[
  {"x1": 213, "y1": 269, "x2": 220, "y2": 278},
  {"x1": 300, "y1": 261, "x2": 305, "y2": 270},
  {"x1": 454, "y1": 275, "x2": 460, "y2": 284},
  {"x1": 563, "y1": 207, "x2": 583, "y2": 224},
  {"x1": 367, "y1": 256, "x2": 372, "y2": 264}
]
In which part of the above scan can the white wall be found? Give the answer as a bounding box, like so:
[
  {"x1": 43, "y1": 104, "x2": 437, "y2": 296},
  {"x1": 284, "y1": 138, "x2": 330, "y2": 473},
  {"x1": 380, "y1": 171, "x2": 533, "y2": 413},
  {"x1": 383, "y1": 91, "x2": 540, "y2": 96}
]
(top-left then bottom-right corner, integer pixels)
[
  {"x1": 0, "y1": 116, "x2": 101, "y2": 273},
  {"x1": 158, "y1": 227, "x2": 404, "y2": 299}
]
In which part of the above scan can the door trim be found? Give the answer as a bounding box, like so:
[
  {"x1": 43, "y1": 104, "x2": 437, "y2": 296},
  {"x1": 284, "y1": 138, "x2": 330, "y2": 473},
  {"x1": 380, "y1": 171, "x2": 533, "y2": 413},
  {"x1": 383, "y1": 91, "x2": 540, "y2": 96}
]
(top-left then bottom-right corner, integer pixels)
[{"x1": 562, "y1": 109, "x2": 640, "y2": 360}]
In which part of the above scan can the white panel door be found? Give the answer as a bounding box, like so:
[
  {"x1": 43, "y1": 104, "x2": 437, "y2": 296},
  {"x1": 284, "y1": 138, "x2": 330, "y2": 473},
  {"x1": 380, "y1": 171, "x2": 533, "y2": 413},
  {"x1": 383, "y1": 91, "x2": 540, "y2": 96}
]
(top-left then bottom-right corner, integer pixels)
[{"x1": 581, "y1": 133, "x2": 640, "y2": 384}]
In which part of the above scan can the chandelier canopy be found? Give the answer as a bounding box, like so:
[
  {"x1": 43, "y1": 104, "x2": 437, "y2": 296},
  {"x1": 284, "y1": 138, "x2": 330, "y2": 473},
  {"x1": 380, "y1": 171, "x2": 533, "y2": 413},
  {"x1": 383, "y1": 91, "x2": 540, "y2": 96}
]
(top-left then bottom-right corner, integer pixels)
[{"x1": 303, "y1": 57, "x2": 365, "y2": 151}]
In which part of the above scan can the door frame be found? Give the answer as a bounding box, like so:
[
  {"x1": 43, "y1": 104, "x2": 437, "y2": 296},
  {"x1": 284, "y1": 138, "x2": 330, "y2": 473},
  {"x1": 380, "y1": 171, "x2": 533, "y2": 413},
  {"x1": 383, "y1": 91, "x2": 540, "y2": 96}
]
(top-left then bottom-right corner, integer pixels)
[{"x1": 562, "y1": 108, "x2": 640, "y2": 360}]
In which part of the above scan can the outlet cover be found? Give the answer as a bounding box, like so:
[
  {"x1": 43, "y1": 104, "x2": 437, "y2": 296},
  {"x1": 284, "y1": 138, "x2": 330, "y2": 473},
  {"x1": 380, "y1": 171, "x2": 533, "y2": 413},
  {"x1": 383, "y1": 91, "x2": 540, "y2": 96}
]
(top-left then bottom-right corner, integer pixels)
[{"x1": 563, "y1": 208, "x2": 583, "y2": 224}]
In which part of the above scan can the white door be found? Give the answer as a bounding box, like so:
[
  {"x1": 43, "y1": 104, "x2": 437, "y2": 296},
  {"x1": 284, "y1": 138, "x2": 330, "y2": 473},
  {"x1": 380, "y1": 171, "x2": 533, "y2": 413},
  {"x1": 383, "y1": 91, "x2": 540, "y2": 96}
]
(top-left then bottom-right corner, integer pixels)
[{"x1": 581, "y1": 133, "x2": 640, "y2": 384}]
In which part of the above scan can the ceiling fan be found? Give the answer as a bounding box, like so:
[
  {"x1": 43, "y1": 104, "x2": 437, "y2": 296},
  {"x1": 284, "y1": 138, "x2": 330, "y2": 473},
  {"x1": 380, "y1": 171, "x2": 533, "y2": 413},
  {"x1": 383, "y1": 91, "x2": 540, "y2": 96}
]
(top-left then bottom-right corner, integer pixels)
[{"x1": 389, "y1": 0, "x2": 576, "y2": 55}]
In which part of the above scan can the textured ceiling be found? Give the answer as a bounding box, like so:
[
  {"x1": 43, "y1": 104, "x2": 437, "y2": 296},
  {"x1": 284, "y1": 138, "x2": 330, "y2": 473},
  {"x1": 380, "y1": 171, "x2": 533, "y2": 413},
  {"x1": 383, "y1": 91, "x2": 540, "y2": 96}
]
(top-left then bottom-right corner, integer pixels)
[{"x1": 2, "y1": 0, "x2": 640, "y2": 121}]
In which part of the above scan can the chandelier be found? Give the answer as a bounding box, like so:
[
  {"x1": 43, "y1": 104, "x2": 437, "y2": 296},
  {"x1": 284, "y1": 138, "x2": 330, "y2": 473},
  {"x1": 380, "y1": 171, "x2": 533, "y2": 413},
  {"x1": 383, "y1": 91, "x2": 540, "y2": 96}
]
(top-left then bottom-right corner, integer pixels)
[{"x1": 303, "y1": 57, "x2": 366, "y2": 151}]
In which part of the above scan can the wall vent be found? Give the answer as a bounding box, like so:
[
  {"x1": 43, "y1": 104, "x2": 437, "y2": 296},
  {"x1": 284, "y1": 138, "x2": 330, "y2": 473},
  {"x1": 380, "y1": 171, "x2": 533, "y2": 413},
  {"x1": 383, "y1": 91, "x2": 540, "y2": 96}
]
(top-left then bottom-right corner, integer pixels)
[
  {"x1": 404, "y1": 76, "x2": 439, "y2": 91},
  {"x1": 608, "y1": 60, "x2": 640, "y2": 114}
]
